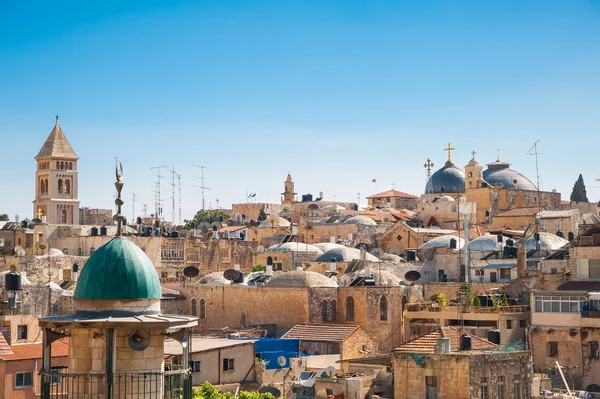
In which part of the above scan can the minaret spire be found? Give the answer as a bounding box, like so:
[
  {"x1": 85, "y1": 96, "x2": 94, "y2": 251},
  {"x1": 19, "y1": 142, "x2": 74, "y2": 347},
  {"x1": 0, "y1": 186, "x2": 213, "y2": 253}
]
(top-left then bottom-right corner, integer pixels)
[{"x1": 113, "y1": 160, "x2": 125, "y2": 236}]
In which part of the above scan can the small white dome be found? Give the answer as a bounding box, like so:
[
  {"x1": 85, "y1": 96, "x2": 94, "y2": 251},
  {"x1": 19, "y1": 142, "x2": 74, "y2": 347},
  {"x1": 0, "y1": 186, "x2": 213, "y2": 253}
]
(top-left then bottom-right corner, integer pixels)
[
  {"x1": 343, "y1": 215, "x2": 377, "y2": 226},
  {"x1": 419, "y1": 235, "x2": 465, "y2": 250},
  {"x1": 265, "y1": 242, "x2": 323, "y2": 254},
  {"x1": 437, "y1": 196, "x2": 455, "y2": 203}
]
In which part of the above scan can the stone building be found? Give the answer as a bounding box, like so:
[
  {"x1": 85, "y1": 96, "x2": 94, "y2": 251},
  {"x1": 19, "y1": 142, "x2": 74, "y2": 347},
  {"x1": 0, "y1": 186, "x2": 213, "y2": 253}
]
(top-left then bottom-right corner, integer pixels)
[
  {"x1": 282, "y1": 173, "x2": 297, "y2": 207},
  {"x1": 366, "y1": 189, "x2": 419, "y2": 210},
  {"x1": 178, "y1": 270, "x2": 422, "y2": 352},
  {"x1": 393, "y1": 327, "x2": 531, "y2": 399},
  {"x1": 79, "y1": 208, "x2": 113, "y2": 226},
  {"x1": 33, "y1": 117, "x2": 80, "y2": 225}
]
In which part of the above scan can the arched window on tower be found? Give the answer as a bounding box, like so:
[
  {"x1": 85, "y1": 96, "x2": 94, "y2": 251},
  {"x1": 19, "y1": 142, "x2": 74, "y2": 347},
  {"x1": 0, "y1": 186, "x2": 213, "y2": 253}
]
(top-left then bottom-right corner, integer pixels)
[
  {"x1": 69, "y1": 162, "x2": 73, "y2": 170},
  {"x1": 200, "y1": 299, "x2": 206, "y2": 320},
  {"x1": 58, "y1": 179, "x2": 64, "y2": 193},
  {"x1": 346, "y1": 296, "x2": 355, "y2": 321},
  {"x1": 380, "y1": 295, "x2": 388, "y2": 321},
  {"x1": 56, "y1": 161, "x2": 60, "y2": 169},
  {"x1": 40, "y1": 179, "x2": 45, "y2": 195},
  {"x1": 191, "y1": 298, "x2": 197, "y2": 316},
  {"x1": 61, "y1": 209, "x2": 67, "y2": 224},
  {"x1": 65, "y1": 179, "x2": 71, "y2": 195},
  {"x1": 44, "y1": 179, "x2": 48, "y2": 194}
]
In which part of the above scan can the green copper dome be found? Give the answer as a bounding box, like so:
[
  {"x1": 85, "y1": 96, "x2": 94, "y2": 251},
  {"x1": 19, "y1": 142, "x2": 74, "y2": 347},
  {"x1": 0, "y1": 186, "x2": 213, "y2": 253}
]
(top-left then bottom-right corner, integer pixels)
[{"x1": 75, "y1": 237, "x2": 161, "y2": 300}]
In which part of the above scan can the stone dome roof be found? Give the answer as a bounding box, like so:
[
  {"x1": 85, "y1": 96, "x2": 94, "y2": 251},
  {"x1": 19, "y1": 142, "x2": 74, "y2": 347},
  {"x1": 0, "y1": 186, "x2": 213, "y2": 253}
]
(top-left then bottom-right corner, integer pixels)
[
  {"x1": 525, "y1": 232, "x2": 568, "y2": 251},
  {"x1": 380, "y1": 253, "x2": 406, "y2": 263},
  {"x1": 313, "y1": 243, "x2": 346, "y2": 252},
  {"x1": 74, "y1": 237, "x2": 161, "y2": 300},
  {"x1": 437, "y1": 195, "x2": 455, "y2": 203},
  {"x1": 196, "y1": 272, "x2": 231, "y2": 285},
  {"x1": 483, "y1": 161, "x2": 536, "y2": 191},
  {"x1": 343, "y1": 215, "x2": 377, "y2": 226},
  {"x1": 258, "y1": 217, "x2": 291, "y2": 228},
  {"x1": 265, "y1": 242, "x2": 323, "y2": 254},
  {"x1": 426, "y1": 161, "x2": 465, "y2": 194},
  {"x1": 419, "y1": 235, "x2": 465, "y2": 250},
  {"x1": 265, "y1": 270, "x2": 338, "y2": 288},
  {"x1": 469, "y1": 234, "x2": 507, "y2": 251},
  {"x1": 315, "y1": 247, "x2": 379, "y2": 262}
]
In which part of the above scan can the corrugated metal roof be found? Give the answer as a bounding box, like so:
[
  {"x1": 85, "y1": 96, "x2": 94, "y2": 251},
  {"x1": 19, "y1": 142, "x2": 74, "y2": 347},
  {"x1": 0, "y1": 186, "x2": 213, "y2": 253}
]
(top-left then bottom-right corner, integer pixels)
[
  {"x1": 282, "y1": 324, "x2": 359, "y2": 343},
  {"x1": 394, "y1": 327, "x2": 497, "y2": 353}
]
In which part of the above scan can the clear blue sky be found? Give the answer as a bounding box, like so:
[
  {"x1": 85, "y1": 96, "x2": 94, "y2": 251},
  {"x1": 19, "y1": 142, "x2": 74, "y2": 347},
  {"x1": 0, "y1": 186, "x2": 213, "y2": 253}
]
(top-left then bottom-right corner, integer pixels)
[{"x1": 2, "y1": 0, "x2": 600, "y2": 222}]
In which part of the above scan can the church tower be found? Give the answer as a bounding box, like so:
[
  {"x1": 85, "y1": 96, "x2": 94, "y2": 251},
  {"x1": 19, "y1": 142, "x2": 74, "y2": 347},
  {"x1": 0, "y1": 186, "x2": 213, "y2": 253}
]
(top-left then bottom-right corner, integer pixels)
[
  {"x1": 33, "y1": 117, "x2": 80, "y2": 224},
  {"x1": 282, "y1": 173, "x2": 296, "y2": 205},
  {"x1": 465, "y1": 151, "x2": 484, "y2": 190}
]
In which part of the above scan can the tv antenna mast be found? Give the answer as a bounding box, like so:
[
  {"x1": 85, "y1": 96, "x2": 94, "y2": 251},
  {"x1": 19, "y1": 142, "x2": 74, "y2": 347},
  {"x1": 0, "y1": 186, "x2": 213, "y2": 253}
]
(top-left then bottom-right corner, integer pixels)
[
  {"x1": 527, "y1": 140, "x2": 543, "y2": 211},
  {"x1": 162, "y1": 165, "x2": 180, "y2": 225},
  {"x1": 192, "y1": 165, "x2": 211, "y2": 210},
  {"x1": 150, "y1": 166, "x2": 164, "y2": 220}
]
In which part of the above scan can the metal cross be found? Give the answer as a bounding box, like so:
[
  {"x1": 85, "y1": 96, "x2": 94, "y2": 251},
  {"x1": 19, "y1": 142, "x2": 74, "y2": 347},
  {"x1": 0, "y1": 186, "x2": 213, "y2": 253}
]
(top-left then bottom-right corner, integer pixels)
[
  {"x1": 444, "y1": 142, "x2": 456, "y2": 162},
  {"x1": 392, "y1": 182, "x2": 396, "y2": 190},
  {"x1": 424, "y1": 158, "x2": 434, "y2": 173},
  {"x1": 471, "y1": 150, "x2": 476, "y2": 160}
]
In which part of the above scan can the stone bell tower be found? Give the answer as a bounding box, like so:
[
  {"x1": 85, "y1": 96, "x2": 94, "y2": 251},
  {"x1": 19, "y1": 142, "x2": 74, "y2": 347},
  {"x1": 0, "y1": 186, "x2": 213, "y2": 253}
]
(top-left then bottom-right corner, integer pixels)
[
  {"x1": 33, "y1": 116, "x2": 80, "y2": 224},
  {"x1": 282, "y1": 173, "x2": 296, "y2": 205},
  {"x1": 465, "y1": 151, "x2": 484, "y2": 190}
]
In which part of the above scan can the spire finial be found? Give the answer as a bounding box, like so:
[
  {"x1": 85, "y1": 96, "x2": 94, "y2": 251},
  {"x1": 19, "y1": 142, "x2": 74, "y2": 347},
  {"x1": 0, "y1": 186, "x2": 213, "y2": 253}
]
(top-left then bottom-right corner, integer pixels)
[
  {"x1": 55, "y1": 115, "x2": 59, "y2": 123},
  {"x1": 471, "y1": 150, "x2": 476, "y2": 160},
  {"x1": 424, "y1": 158, "x2": 434, "y2": 173},
  {"x1": 444, "y1": 142, "x2": 456, "y2": 163},
  {"x1": 113, "y1": 159, "x2": 126, "y2": 236},
  {"x1": 497, "y1": 148, "x2": 501, "y2": 162}
]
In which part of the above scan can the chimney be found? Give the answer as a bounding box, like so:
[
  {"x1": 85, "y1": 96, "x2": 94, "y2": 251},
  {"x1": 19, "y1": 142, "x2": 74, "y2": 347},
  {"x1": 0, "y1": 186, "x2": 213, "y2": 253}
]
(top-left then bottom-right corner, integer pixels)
[
  {"x1": 234, "y1": 264, "x2": 240, "y2": 271},
  {"x1": 517, "y1": 238, "x2": 527, "y2": 278},
  {"x1": 364, "y1": 266, "x2": 371, "y2": 278},
  {"x1": 265, "y1": 265, "x2": 273, "y2": 276},
  {"x1": 329, "y1": 261, "x2": 336, "y2": 273}
]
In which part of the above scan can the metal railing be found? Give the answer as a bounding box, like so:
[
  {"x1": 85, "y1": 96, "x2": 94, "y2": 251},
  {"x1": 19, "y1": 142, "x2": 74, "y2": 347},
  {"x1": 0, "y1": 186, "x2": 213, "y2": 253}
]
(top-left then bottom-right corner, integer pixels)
[
  {"x1": 405, "y1": 303, "x2": 530, "y2": 313},
  {"x1": 41, "y1": 368, "x2": 191, "y2": 399}
]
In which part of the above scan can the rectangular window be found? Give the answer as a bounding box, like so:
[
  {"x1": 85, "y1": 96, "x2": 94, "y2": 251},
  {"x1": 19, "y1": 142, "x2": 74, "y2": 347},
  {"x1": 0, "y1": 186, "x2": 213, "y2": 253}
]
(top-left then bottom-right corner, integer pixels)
[
  {"x1": 481, "y1": 377, "x2": 488, "y2": 399},
  {"x1": 500, "y1": 268, "x2": 511, "y2": 280},
  {"x1": 534, "y1": 295, "x2": 586, "y2": 313},
  {"x1": 519, "y1": 319, "x2": 527, "y2": 328},
  {"x1": 590, "y1": 341, "x2": 599, "y2": 359},
  {"x1": 590, "y1": 259, "x2": 600, "y2": 279},
  {"x1": 193, "y1": 361, "x2": 201, "y2": 373},
  {"x1": 513, "y1": 376, "x2": 521, "y2": 399},
  {"x1": 506, "y1": 320, "x2": 513, "y2": 329},
  {"x1": 549, "y1": 341, "x2": 558, "y2": 357},
  {"x1": 425, "y1": 376, "x2": 437, "y2": 399},
  {"x1": 17, "y1": 325, "x2": 27, "y2": 340},
  {"x1": 15, "y1": 371, "x2": 33, "y2": 388},
  {"x1": 497, "y1": 376, "x2": 505, "y2": 399},
  {"x1": 223, "y1": 358, "x2": 235, "y2": 371},
  {"x1": 50, "y1": 367, "x2": 65, "y2": 385}
]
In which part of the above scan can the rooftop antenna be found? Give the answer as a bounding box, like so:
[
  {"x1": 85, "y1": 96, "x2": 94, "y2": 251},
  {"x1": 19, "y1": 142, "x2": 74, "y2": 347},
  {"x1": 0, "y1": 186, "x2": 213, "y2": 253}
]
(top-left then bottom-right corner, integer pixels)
[
  {"x1": 162, "y1": 165, "x2": 179, "y2": 225},
  {"x1": 114, "y1": 160, "x2": 125, "y2": 236},
  {"x1": 131, "y1": 192, "x2": 135, "y2": 223},
  {"x1": 527, "y1": 140, "x2": 543, "y2": 212},
  {"x1": 141, "y1": 203, "x2": 148, "y2": 218},
  {"x1": 192, "y1": 165, "x2": 211, "y2": 210},
  {"x1": 150, "y1": 166, "x2": 164, "y2": 220}
]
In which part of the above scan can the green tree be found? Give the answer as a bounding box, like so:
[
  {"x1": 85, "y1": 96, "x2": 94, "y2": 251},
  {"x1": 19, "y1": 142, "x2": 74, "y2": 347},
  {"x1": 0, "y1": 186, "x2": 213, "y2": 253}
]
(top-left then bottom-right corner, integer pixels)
[
  {"x1": 184, "y1": 209, "x2": 230, "y2": 229},
  {"x1": 250, "y1": 264, "x2": 266, "y2": 273},
  {"x1": 570, "y1": 174, "x2": 589, "y2": 202},
  {"x1": 0, "y1": 214, "x2": 8, "y2": 222},
  {"x1": 436, "y1": 293, "x2": 447, "y2": 307}
]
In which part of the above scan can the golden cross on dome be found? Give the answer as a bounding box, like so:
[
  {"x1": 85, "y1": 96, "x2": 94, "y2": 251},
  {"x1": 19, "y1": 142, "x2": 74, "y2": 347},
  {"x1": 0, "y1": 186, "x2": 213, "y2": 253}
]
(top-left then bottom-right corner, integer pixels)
[
  {"x1": 444, "y1": 142, "x2": 455, "y2": 163},
  {"x1": 424, "y1": 158, "x2": 434, "y2": 173}
]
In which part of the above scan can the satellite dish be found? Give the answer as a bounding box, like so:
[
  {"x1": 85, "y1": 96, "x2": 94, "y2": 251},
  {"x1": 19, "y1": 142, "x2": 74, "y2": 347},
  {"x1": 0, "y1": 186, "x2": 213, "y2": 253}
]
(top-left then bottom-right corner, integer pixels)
[
  {"x1": 14, "y1": 246, "x2": 25, "y2": 257},
  {"x1": 339, "y1": 274, "x2": 352, "y2": 286},
  {"x1": 330, "y1": 275, "x2": 338, "y2": 283},
  {"x1": 183, "y1": 266, "x2": 200, "y2": 278},
  {"x1": 128, "y1": 329, "x2": 151, "y2": 351},
  {"x1": 259, "y1": 387, "x2": 281, "y2": 398},
  {"x1": 223, "y1": 269, "x2": 241, "y2": 282},
  {"x1": 370, "y1": 248, "x2": 384, "y2": 257},
  {"x1": 198, "y1": 222, "x2": 211, "y2": 231},
  {"x1": 277, "y1": 355, "x2": 287, "y2": 367},
  {"x1": 179, "y1": 229, "x2": 190, "y2": 238},
  {"x1": 257, "y1": 245, "x2": 265, "y2": 253},
  {"x1": 36, "y1": 241, "x2": 49, "y2": 252},
  {"x1": 404, "y1": 270, "x2": 421, "y2": 283},
  {"x1": 323, "y1": 366, "x2": 336, "y2": 378}
]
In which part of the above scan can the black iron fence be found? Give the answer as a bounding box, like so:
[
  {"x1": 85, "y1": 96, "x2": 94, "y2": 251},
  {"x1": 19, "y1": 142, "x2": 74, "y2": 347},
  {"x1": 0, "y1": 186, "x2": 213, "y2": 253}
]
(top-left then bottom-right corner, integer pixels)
[{"x1": 41, "y1": 368, "x2": 192, "y2": 399}]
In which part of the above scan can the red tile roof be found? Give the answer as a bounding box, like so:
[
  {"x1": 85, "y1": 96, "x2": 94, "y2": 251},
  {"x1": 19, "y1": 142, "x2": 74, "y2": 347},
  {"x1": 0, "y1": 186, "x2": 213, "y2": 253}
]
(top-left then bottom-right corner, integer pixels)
[
  {"x1": 394, "y1": 327, "x2": 497, "y2": 353},
  {"x1": 282, "y1": 324, "x2": 360, "y2": 343},
  {"x1": 367, "y1": 190, "x2": 419, "y2": 200},
  {"x1": 1, "y1": 338, "x2": 69, "y2": 361},
  {"x1": 217, "y1": 225, "x2": 247, "y2": 233},
  {"x1": 495, "y1": 207, "x2": 542, "y2": 217}
]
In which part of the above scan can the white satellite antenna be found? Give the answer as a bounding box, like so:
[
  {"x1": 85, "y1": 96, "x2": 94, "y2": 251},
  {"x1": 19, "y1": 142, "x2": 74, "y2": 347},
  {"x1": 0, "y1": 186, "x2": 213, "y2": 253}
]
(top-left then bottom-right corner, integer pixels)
[
  {"x1": 323, "y1": 366, "x2": 336, "y2": 378},
  {"x1": 370, "y1": 247, "x2": 384, "y2": 257},
  {"x1": 14, "y1": 246, "x2": 26, "y2": 257},
  {"x1": 277, "y1": 356, "x2": 287, "y2": 368},
  {"x1": 257, "y1": 245, "x2": 265, "y2": 253},
  {"x1": 340, "y1": 274, "x2": 351, "y2": 286}
]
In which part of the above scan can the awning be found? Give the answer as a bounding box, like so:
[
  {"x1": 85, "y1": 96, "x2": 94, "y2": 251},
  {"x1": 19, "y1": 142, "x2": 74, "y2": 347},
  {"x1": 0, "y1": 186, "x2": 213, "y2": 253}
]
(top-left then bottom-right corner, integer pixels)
[{"x1": 480, "y1": 264, "x2": 517, "y2": 270}]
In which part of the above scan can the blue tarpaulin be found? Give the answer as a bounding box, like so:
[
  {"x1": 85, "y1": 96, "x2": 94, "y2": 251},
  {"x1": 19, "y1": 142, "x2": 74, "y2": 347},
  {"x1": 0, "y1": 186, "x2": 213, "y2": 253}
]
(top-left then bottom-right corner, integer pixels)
[{"x1": 233, "y1": 338, "x2": 300, "y2": 369}]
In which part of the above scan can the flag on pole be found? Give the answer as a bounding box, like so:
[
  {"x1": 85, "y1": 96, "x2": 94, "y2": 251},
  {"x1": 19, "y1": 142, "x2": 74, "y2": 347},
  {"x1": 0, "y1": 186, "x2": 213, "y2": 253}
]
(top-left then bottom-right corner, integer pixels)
[
  {"x1": 372, "y1": 178, "x2": 376, "y2": 183},
  {"x1": 251, "y1": 193, "x2": 256, "y2": 198}
]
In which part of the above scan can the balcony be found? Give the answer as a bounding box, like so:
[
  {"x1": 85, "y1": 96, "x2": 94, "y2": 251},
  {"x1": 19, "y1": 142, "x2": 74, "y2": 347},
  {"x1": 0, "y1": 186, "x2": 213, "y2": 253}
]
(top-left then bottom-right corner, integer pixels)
[
  {"x1": 405, "y1": 303, "x2": 530, "y2": 314},
  {"x1": 41, "y1": 367, "x2": 191, "y2": 399}
]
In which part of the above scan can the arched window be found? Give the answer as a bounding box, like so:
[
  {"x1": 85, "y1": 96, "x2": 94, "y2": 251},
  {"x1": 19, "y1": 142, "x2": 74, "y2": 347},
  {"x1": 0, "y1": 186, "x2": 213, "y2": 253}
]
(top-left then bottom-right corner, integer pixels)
[
  {"x1": 58, "y1": 179, "x2": 63, "y2": 193},
  {"x1": 401, "y1": 295, "x2": 408, "y2": 314},
  {"x1": 69, "y1": 162, "x2": 73, "y2": 170},
  {"x1": 56, "y1": 161, "x2": 60, "y2": 169},
  {"x1": 322, "y1": 300, "x2": 328, "y2": 322},
  {"x1": 45, "y1": 179, "x2": 48, "y2": 193},
  {"x1": 40, "y1": 179, "x2": 45, "y2": 194},
  {"x1": 200, "y1": 299, "x2": 206, "y2": 320},
  {"x1": 191, "y1": 298, "x2": 197, "y2": 316},
  {"x1": 61, "y1": 209, "x2": 67, "y2": 224},
  {"x1": 61, "y1": 161, "x2": 65, "y2": 170},
  {"x1": 331, "y1": 300, "x2": 337, "y2": 321},
  {"x1": 78, "y1": 247, "x2": 82, "y2": 256},
  {"x1": 266, "y1": 256, "x2": 273, "y2": 266},
  {"x1": 346, "y1": 297, "x2": 355, "y2": 321},
  {"x1": 65, "y1": 179, "x2": 71, "y2": 194},
  {"x1": 90, "y1": 247, "x2": 96, "y2": 255},
  {"x1": 63, "y1": 248, "x2": 68, "y2": 255},
  {"x1": 380, "y1": 295, "x2": 388, "y2": 321}
]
